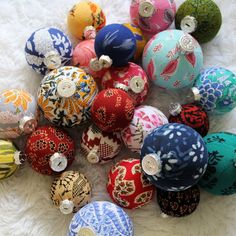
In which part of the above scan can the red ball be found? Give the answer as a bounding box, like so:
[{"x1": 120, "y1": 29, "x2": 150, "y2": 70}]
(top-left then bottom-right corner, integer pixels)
[
  {"x1": 169, "y1": 103, "x2": 209, "y2": 137},
  {"x1": 107, "y1": 158, "x2": 155, "y2": 209},
  {"x1": 25, "y1": 125, "x2": 75, "y2": 175},
  {"x1": 91, "y1": 89, "x2": 135, "y2": 132}
]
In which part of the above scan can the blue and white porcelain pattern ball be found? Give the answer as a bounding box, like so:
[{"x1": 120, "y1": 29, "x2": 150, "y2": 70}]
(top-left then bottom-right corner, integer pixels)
[
  {"x1": 68, "y1": 201, "x2": 134, "y2": 236},
  {"x1": 141, "y1": 123, "x2": 208, "y2": 191},
  {"x1": 25, "y1": 27, "x2": 73, "y2": 75}
]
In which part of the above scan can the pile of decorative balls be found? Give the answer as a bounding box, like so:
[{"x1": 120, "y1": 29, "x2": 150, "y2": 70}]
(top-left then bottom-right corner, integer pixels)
[{"x1": 1, "y1": 0, "x2": 236, "y2": 235}]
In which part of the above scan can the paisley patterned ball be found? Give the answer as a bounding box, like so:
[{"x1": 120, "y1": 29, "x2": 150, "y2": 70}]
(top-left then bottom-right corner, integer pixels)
[
  {"x1": 156, "y1": 185, "x2": 200, "y2": 217},
  {"x1": 130, "y1": 0, "x2": 176, "y2": 37},
  {"x1": 121, "y1": 105, "x2": 168, "y2": 153},
  {"x1": 142, "y1": 30, "x2": 203, "y2": 90},
  {"x1": 51, "y1": 171, "x2": 91, "y2": 214},
  {"x1": 0, "y1": 89, "x2": 38, "y2": 139},
  {"x1": 67, "y1": 1, "x2": 106, "y2": 40},
  {"x1": 107, "y1": 158, "x2": 155, "y2": 209},
  {"x1": 101, "y1": 62, "x2": 149, "y2": 106},
  {"x1": 175, "y1": 0, "x2": 222, "y2": 44},
  {"x1": 199, "y1": 132, "x2": 236, "y2": 195},
  {"x1": 193, "y1": 67, "x2": 236, "y2": 114},
  {"x1": 81, "y1": 124, "x2": 122, "y2": 164},
  {"x1": 25, "y1": 27, "x2": 73, "y2": 76},
  {"x1": 68, "y1": 201, "x2": 134, "y2": 236},
  {"x1": 141, "y1": 123, "x2": 208, "y2": 191},
  {"x1": 25, "y1": 125, "x2": 75, "y2": 175},
  {"x1": 38, "y1": 66, "x2": 98, "y2": 127},
  {"x1": 169, "y1": 103, "x2": 209, "y2": 137},
  {"x1": 91, "y1": 89, "x2": 135, "y2": 132}
]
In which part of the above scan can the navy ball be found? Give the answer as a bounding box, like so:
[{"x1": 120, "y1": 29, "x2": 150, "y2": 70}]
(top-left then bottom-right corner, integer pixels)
[{"x1": 94, "y1": 24, "x2": 136, "y2": 67}]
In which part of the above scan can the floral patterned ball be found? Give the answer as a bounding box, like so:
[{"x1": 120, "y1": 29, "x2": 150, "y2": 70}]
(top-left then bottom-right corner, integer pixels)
[
  {"x1": 107, "y1": 158, "x2": 155, "y2": 209},
  {"x1": 25, "y1": 27, "x2": 73, "y2": 75},
  {"x1": 121, "y1": 105, "x2": 168, "y2": 153},
  {"x1": 25, "y1": 125, "x2": 75, "y2": 175},
  {"x1": 193, "y1": 67, "x2": 236, "y2": 114},
  {"x1": 81, "y1": 124, "x2": 122, "y2": 164},
  {"x1": 38, "y1": 66, "x2": 98, "y2": 127},
  {"x1": 91, "y1": 89, "x2": 135, "y2": 132},
  {"x1": 101, "y1": 62, "x2": 149, "y2": 106},
  {"x1": 0, "y1": 89, "x2": 38, "y2": 139},
  {"x1": 141, "y1": 123, "x2": 208, "y2": 191},
  {"x1": 142, "y1": 30, "x2": 203, "y2": 90}
]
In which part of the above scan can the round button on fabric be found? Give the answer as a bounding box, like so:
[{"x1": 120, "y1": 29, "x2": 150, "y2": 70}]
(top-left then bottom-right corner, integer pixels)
[
  {"x1": 87, "y1": 150, "x2": 100, "y2": 164},
  {"x1": 43, "y1": 50, "x2": 62, "y2": 70},
  {"x1": 99, "y1": 55, "x2": 113, "y2": 68},
  {"x1": 179, "y1": 34, "x2": 195, "y2": 53},
  {"x1": 169, "y1": 103, "x2": 182, "y2": 116},
  {"x1": 57, "y1": 79, "x2": 76, "y2": 98},
  {"x1": 130, "y1": 76, "x2": 145, "y2": 94},
  {"x1": 78, "y1": 227, "x2": 96, "y2": 236},
  {"x1": 59, "y1": 199, "x2": 74, "y2": 215},
  {"x1": 19, "y1": 116, "x2": 37, "y2": 134},
  {"x1": 142, "y1": 154, "x2": 162, "y2": 176},
  {"x1": 49, "y1": 153, "x2": 68, "y2": 172},
  {"x1": 90, "y1": 58, "x2": 103, "y2": 72},
  {"x1": 139, "y1": 1, "x2": 155, "y2": 18},
  {"x1": 180, "y1": 15, "x2": 198, "y2": 34}
]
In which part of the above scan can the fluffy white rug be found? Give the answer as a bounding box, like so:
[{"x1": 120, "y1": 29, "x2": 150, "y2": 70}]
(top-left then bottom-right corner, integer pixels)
[{"x1": 0, "y1": 0, "x2": 236, "y2": 235}]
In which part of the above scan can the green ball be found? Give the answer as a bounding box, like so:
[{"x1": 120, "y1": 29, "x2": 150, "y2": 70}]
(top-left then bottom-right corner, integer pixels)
[{"x1": 175, "y1": 0, "x2": 222, "y2": 44}]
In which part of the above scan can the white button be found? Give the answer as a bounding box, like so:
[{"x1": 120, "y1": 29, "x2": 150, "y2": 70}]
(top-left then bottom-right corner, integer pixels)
[
  {"x1": 19, "y1": 116, "x2": 37, "y2": 134},
  {"x1": 87, "y1": 150, "x2": 99, "y2": 164},
  {"x1": 83, "y1": 26, "x2": 96, "y2": 40},
  {"x1": 142, "y1": 153, "x2": 162, "y2": 176},
  {"x1": 44, "y1": 50, "x2": 61, "y2": 70},
  {"x1": 169, "y1": 103, "x2": 182, "y2": 116},
  {"x1": 49, "y1": 153, "x2": 68, "y2": 172},
  {"x1": 129, "y1": 76, "x2": 145, "y2": 94},
  {"x1": 78, "y1": 227, "x2": 96, "y2": 236},
  {"x1": 181, "y1": 15, "x2": 198, "y2": 34},
  {"x1": 59, "y1": 199, "x2": 74, "y2": 215},
  {"x1": 139, "y1": 1, "x2": 155, "y2": 18},
  {"x1": 57, "y1": 79, "x2": 76, "y2": 98},
  {"x1": 90, "y1": 58, "x2": 102, "y2": 72},
  {"x1": 191, "y1": 87, "x2": 201, "y2": 101},
  {"x1": 179, "y1": 34, "x2": 195, "y2": 53},
  {"x1": 14, "y1": 151, "x2": 25, "y2": 165},
  {"x1": 99, "y1": 55, "x2": 113, "y2": 69}
]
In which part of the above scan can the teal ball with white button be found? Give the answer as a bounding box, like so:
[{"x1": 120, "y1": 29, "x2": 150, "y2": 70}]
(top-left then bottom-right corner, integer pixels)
[
  {"x1": 142, "y1": 30, "x2": 203, "y2": 90},
  {"x1": 199, "y1": 132, "x2": 236, "y2": 195},
  {"x1": 141, "y1": 123, "x2": 208, "y2": 191}
]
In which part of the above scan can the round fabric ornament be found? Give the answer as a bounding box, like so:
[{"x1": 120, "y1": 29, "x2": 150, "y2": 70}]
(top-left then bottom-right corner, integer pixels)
[
  {"x1": 142, "y1": 30, "x2": 203, "y2": 90},
  {"x1": 123, "y1": 23, "x2": 147, "y2": 61},
  {"x1": 101, "y1": 62, "x2": 149, "y2": 106},
  {"x1": 51, "y1": 171, "x2": 91, "y2": 214},
  {"x1": 81, "y1": 124, "x2": 122, "y2": 164},
  {"x1": 175, "y1": 0, "x2": 222, "y2": 44},
  {"x1": 68, "y1": 201, "x2": 134, "y2": 236},
  {"x1": 199, "y1": 132, "x2": 236, "y2": 195},
  {"x1": 141, "y1": 123, "x2": 208, "y2": 191},
  {"x1": 0, "y1": 140, "x2": 25, "y2": 180},
  {"x1": 38, "y1": 66, "x2": 98, "y2": 127},
  {"x1": 0, "y1": 89, "x2": 38, "y2": 139},
  {"x1": 121, "y1": 105, "x2": 168, "y2": 153},
  {"x1": 156, "y1": 185, "x2": 200, "y2": 217},
  {"x1": 25, "y1": 125, "x2": 75, "y2": 175},
  {"x1": 25, "y1": 27, "x2": 73, "y2": 76},
  {"x1": 168, "y1": 103, "x2": 209, "y2": 137},
  {"x1": 130, "y1": 0, "x2": 176, "y2": 37},
  {"x1": 192, "y1": 67, "x2": 236, "y2": 114},
  {"x1": 67, "y1": 1, "x2": 106, "y2": 40},
  {"x1": 107, "y1": 158, "x2": 155, "y2": 209},
  {"x1": 92, "y1": 24, "x2": 136, "y2": 70},
  {"x1": 91, "y1": 89, "x2": 135, "y2": 132}
]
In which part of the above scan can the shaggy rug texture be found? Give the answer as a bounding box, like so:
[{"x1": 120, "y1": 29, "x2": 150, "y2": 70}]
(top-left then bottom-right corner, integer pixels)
[{"x1": 0, "y1": 0, "x2": 236, "y2": 235}]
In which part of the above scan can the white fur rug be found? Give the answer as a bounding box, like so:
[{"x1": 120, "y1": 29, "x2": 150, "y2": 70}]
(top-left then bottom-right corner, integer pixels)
[{"x1": 0, "y1": 0, "x2": 236, "y2": 235}]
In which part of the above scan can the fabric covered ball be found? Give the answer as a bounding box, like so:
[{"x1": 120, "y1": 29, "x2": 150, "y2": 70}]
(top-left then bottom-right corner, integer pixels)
[
  {"x1": 91, "y1": 89, "x2": 135, "y2": 132},
  {"x1": 107, "y1": 158, "x2": 155, "y2": 209},
  {"x1": 142, "y1": 30, "x2": 203, "y2": 90},
  {"x1": 101, "y1": 62, "x2": 149, "y2": 106},
  {"x1": 25, "y1": 27, "x2": 73, "y2": 76},
  {"x1": 175, "y1": 0, "x2": 222, "y2": 44},
  {"x1": 123, "y1": 23, "x2": 147, "y2": 61},
  {"x1": 130, "y1": 0, "x2": 176, "y2": 36},
  {"x1": 67, "y1": 1, "x2": 106, "y2": 40},
  {"x1": 25, "y1": 125, "x2": 75, "y2": 175},
  {"x1": 169, "y1": 103, "x2": 209, "y2": 137},
  {"x1": 141, "y1": 123, "x2": 208, "y2": 191},
  {"x1": 193, "y1": 67, "x2": 236, "y2": 114},
  {"x1": 199, "y1": 132, "x2": 236, "y2": 195},
  {"x1": 121, "y1": 105, "x2": 168, "y2": 153},
  {"x1": 156, "y1": 185, "x2": 200, "y2": 217},
  {"x1": 38, "y1": 66, "x2": 98, "y2": 127},
  {"x1": 68, "y1": 201, "x2": 134, "y2": 236},
  {"x1": 51, "y1": 171, "x2": 91, "y2": 214},
  {"x1": 81, "y1": 124, "x2": 122, "y2": 164},
  {"x1": 0, "y1": 89, "x2": 38, "y2": 139}
]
